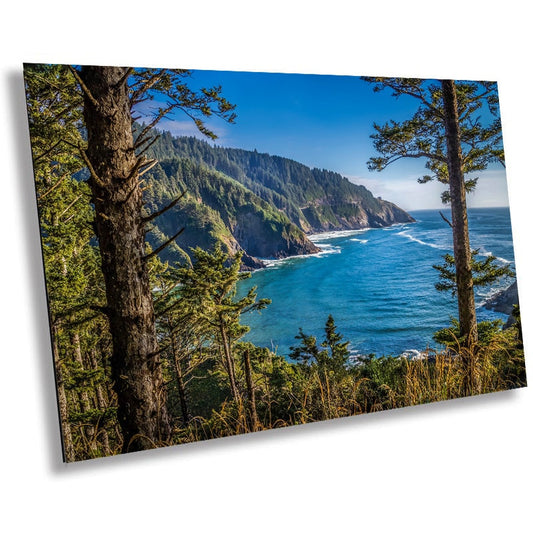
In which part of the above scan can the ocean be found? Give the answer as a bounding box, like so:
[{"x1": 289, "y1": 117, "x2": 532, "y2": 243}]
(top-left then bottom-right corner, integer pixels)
[{"x1": 237, "y1": 207, "x2": 516, "y2": 358}]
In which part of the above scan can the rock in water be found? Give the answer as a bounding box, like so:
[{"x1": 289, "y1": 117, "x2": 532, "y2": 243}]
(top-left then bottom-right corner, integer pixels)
[{"x1": 482, "y1": 281, "x2": 519, "y2": 320}]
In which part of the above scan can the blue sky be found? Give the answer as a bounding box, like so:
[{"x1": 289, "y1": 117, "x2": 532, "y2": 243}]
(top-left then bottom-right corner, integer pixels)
[{"x1": 135, "y1": 70, "x2": 509, "y2": 211}]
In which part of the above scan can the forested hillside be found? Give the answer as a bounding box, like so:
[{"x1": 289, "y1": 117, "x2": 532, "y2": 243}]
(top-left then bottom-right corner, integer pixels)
[
  {"x1": 142, "y1": 131, "x2": 415, "y2": 267},
  {"x1": 24, "y1": 65, "x2": 525, "y2": 463}
]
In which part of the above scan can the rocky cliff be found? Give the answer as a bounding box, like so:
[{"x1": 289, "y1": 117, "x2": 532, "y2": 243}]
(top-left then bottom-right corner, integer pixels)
[
  {"x1": 142, "y1": 132, "x2": 414, "y2": 268},
  {"x1": 482, "y1": 281, "x2": 519, "y2": 326}
]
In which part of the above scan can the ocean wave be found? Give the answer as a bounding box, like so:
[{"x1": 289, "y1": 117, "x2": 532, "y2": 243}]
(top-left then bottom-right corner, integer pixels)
[
  {"x1": 396, "y1": 230, "x2": 447, "y2": 250},
  {"x1": 316, "y1": 244, "x2": 342, "y2": 256},
  {"x1": 261, "y1": 245, "x2": 341, "y2": 267},
  {"x1": 350, "y1": 238, "x2": 368, "y2": 243},
  {"x1": 399, "y1": 349, "x2": 424, "y2": 360},
  {"x1": 477, "y1": 249, "x2": 512, "y2": 264},
  {"x1": 382, "y1": 223, "x2": 409, "y2": 231},
  {"x1": 308, "y1": 229, "x2": 370, "y2": 242}
]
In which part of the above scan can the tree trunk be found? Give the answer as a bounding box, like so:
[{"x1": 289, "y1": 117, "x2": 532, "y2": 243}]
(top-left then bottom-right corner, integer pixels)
[
  {"x1": 52, "y1": 324, "x2": 76, "y2": 462},
  {"x1": 170, "y1": 330, "x2": 190, "y2": 426},
  {"x1": 218, "y1": 319, "x2": 239, "y2": 401},
  {"x1": 441, "y1": 80, "x2": 478, "y2": 346},
  {"x1": 243, "y1": 348, "x2": 259, "y2": 432},
  {"x1": 72, "y1": 332, "x2": 97, "y2": 454},
  {"x1": 80, "y1": 66, "x2": 172, "y2": 452},
  {"x1": 88, "y1": 348, "x2": 112, "y2": 456}
]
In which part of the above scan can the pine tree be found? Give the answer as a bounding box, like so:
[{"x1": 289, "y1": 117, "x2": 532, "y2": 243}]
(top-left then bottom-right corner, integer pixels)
[
  {"x1": 364, "y1": 77, "x2": 504, "y2": 345},
  {"x1": 175, "y1": 244, "x2": 270, "y2": 401},
  {"x1": 24, "y1": 64, "x2": 116, "y2": 460},
  {"x1": 289, "y1": 315, "x2": 351, "y2": 419},
  {"x1": 433, "y1": 250, "x2": 515, "y2": 296},
  {"x1": 25, "y1": 63, "x2": 237, "y2": 454},
  {"x1": 72, "y1": 66, "x2": 235, "y2": 452},
  {"x1": 150, "y1": 257, "x2": 211, "y2": 426}
]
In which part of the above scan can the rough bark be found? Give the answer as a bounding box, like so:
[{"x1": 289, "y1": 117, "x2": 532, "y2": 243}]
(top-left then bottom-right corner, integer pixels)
[
  {"x1": 80, "y1": 66, "x2": 172, "y2": 452},
  {"x1": 441, "y1": 80, "x2": 478, "y2": 345}
]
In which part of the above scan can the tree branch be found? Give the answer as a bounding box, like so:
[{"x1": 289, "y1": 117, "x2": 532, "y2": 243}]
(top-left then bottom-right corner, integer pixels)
[
  {"x1": 33, "y1": 139, "x2": 64, "y2": 164},
  {"x1": 115, "y1": 67, "x2": 134, "y2": 89},
  {"x1": 142, "y1": 189, "x2": 187, "y2": 224},
  {"x1": 138, "y1": 159, "x2": 158, "y2": 178},
  {"x1": 439, "y1": 211, "x2": 453, "y2": 228},
  {"x1": 38, "y1": 173, "x2": 68, "y2": 200},
  {"x1": 58, "y1": 193, "x2": 83, "y2": 221},
  {"x1": 54, "y1": 303, "x2": 109, "y2": 321},
  {"x1": 136, "y1": 134, "x2": 161, "y2": 158},
  {"x1": 75, "y1": 143, "x2": 107, "y2": 188},
  {"x1": 143, "y1": 227, "x2": 185, "y2": 261},
  {"x1": 69, "y1": 66, "x2": 100, "y2": 110},
  {"x1": 373, "y1": 151, "x2": 447, "y2": 170}
]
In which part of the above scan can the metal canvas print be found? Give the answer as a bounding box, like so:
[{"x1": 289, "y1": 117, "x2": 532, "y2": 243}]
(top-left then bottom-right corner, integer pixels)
[{"x1": 24, "y1": 64, "x2": 526, "y2": 462}]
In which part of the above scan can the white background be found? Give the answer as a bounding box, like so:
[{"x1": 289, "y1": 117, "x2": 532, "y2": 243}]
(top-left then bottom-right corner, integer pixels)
[{"x1": 1, "y1": 1, "x2": 531, "y2": 531}]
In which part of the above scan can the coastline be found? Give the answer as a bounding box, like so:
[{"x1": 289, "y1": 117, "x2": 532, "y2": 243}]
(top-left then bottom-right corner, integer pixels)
[
  {"x1": 255, "y1": 222, "x2": 415, "y2": 269},
  {"x1": 238, "y1": 207, "x2": 516, "y2": 357}
]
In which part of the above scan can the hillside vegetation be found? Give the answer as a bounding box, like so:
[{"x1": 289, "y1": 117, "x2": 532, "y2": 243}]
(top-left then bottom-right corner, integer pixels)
[{"x1": 141, "y1": 132, "x2": 414, "y2": 267}]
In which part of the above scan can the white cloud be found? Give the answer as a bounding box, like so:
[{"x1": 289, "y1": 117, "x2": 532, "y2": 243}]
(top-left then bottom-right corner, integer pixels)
[
  {"x1": 157, "y1": 119, "x2": 228, "y2": 141},
  {"x1": 466, "y1": 169, "x2": 510, "y2": 208},
  {"x1": 346, "y1": 174, "x2": 447, "y2": 211},
  {"x1": 346, "y1": 169, "x2": 510, "y2": 212},
  {"x1": 133, "y1": 101, "x2": 228, "y2": 142}
]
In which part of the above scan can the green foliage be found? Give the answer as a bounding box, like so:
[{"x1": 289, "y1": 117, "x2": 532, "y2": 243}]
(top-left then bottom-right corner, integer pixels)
[
  {"x1": 26, "y1": 66, "x2": 525, "y2": 461},
  {"x1": 290, "y1": 314, "x2": 350, "y2": 375},
  {"x1": 433, "y1": 317, "x2": 505, "y2": 347},
  {"x1": 433, "y1": 249, "x2": 515, "y2": 295},
  {"x1": 141, "y1": 155, "x2": 315, "y2": 266},
  {"x1": 24, "y1": 65, "x2": 121, "y2": 461},
  {"x1": 130, "y1": 69, "x2": 236, "y2": 142},
  {"x1": 176, "y1": 243, "x2": 270, "y2": 329},
  {"x1": 152, "y1": 244, "x2": 271, "y2": 419},
  {"x1": 364, "y1": 77, "x2": 504, "y2": 204},
  {"x1": 142, "y1": 133, "x2": 412, "y2": 238},
  {"x1": 289, "y1": 316, "x2": 357, "y2": 420}
]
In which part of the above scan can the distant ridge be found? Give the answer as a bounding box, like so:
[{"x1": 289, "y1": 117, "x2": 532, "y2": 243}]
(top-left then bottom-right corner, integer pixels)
[{"x1": 141, "y1": 131, "x2": 415, "y2": 268}]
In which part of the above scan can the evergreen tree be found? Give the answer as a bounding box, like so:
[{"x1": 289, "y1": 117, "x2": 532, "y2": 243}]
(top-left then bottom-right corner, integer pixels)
[
  {"x1": 291, "y1": 315, "x2": 350, "y2": 369},
  {"x1": 25, "y1": 64, "x2": 237, "y2": 453},
  {"x1": 290, "y1": 315, "x2": 351, "y2": 419},
  {"x1": 150, "y1": 256, "x2": 212, "y2": 426},
  {"x1": 433, "y1": 250, "x2": 515, "y2": 296},
  {"x1": 364, "y1": 77, "x2": 504, "y2": 346},
  {"x1": 24, "y1": 64, "x2": 117, "y2": 460},
  {"x1": 72, "y1": 66, "x2": 235, "y2": 451},
  {"x1": 176, "y1": 244, "x2": 270, "y2": 401}
]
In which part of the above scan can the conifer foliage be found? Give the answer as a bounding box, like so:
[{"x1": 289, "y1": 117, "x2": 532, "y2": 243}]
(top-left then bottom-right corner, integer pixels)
[
  {"x1": 364, "y1": 77, "x2": 505, "y2": 347},
  {"x1": 24, "y1": 67, "x2": 524, "y2": 461}
]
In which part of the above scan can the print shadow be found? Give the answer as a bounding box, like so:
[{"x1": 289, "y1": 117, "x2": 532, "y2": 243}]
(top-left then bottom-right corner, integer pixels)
[{"x1": 8, "y1": 68, "x2": 66, "y2": 470}]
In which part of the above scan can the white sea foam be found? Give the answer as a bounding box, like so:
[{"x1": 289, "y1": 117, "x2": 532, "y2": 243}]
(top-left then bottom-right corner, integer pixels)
[
  {"x1": 316, "y1": 243, "x2": 342, "y2": 255},
  {"x1": 477, "y1": 249, "x2": 512, "y2": 264},
  {"x1": 396, "y1": 230, "x2": 447, "y2": 250},
  {"x1": 350, "y1": 238, "x2": 368, "y2": 243},
  {"x1": 308, "y1": 228, "x2": 370, "y2": 242},
  {"x1": 399, "y1": 349, "x2": 424, "y2": 360},
  {"x1": 260, "y1": 244, "x2": 341, "y2": 268},
  {"x1": 476, "y1": 281, "x2": 515, "y2": 309},
  {"x1": 382, "y1": 223, "x2": 409, "y2": 231}
]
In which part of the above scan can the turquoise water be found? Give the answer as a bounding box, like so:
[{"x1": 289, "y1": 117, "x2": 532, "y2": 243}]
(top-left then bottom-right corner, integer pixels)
[{"x1": 237, "y1": 207, "x2": 516, "y2": 357}]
